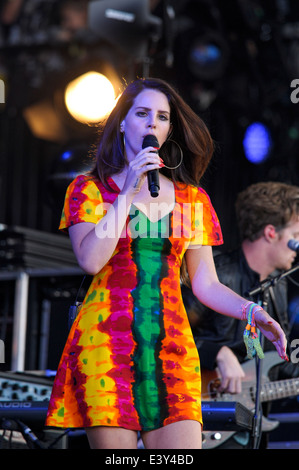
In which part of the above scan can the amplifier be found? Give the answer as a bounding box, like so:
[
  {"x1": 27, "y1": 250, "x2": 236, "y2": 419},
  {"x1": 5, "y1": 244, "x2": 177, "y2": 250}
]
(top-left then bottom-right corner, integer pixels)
[
  {"x1": 0, "y1": 371, "x2": 53, "y2": 402},
  {"x1": 0, "y1": 224, "x2": 77, "y2": 270},
  {"x1": 202, "y1": 401, "x2": 253, "y2": 431}
]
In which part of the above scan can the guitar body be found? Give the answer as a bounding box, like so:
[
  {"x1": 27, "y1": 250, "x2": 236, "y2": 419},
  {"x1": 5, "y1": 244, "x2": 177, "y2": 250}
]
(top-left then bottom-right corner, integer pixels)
[{"x1": 201, "y1": 352, "x2": 288, "y2": 449}]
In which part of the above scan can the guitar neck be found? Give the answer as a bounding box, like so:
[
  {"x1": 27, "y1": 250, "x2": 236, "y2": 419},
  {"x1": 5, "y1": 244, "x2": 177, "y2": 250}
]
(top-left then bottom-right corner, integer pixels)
[{"x1": 261, "y1": 377, "x2": 299, "y2": 402}]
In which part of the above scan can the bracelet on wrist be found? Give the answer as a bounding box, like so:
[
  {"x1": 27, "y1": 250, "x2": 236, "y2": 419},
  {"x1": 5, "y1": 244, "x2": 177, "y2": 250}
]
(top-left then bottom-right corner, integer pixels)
[
  {"x1": 240, "y1": 301, "x2": 252, "y2": 320},
  {"x1": 241, "y1": 301, "x2": 265, "y2": 359}
]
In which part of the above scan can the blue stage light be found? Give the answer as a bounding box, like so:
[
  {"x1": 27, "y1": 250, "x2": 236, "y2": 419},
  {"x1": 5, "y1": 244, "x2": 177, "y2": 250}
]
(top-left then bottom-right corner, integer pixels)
[
  {"x1": 243, "y1": 122, "x2": 272, "y2": 164},
  {"x1": 61, "y1": 150, "x2": 72, "y2": 161}
]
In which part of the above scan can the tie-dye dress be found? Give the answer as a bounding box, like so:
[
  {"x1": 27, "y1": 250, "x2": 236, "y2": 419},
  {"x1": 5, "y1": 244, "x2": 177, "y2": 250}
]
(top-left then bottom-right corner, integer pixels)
[{"x1": 45, "y1": 174, "x2": 223, "y2": 431}]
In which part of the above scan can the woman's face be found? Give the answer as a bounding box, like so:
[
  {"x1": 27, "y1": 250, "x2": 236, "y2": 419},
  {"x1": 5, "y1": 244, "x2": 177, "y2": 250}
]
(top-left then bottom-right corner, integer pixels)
[{"x1": 120, "y1": 88, "x2": 172, "y2": 162}]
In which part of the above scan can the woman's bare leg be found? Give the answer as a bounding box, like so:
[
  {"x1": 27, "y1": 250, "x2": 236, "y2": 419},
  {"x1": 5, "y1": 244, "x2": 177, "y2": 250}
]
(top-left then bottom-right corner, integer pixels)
[
  {"x1": 141, "y1": 420, "x2": 202, "y2": 449},
  {"x1": 85, "y1": 426, "x2": 138, "y2": 449}
]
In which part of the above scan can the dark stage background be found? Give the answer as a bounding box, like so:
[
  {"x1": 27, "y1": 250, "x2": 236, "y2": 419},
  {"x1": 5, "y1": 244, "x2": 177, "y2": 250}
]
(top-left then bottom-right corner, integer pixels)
[{"x1": 0, "y1": 0, "x2": 299, "y2": 449}]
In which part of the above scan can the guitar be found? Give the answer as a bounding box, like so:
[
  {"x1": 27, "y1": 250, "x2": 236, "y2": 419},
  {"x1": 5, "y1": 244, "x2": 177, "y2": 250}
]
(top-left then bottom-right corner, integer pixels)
[{"x1": 201, "y1": 351, "x2": 299, "y2": 449}]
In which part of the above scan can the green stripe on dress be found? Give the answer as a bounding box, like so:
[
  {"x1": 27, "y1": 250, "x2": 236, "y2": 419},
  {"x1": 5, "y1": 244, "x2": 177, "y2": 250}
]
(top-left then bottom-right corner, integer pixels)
[{"x1": 130, "y1": 211, "x2": 169, "y2": 429}]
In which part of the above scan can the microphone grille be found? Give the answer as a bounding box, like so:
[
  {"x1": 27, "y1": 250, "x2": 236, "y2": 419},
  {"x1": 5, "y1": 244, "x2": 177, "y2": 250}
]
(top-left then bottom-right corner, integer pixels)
[
  {"x1": 142, "y1": 134, "x2": 159, "y2": 149},
  {"x1": 288, "y1": 239, "x2": 299, "y2": 251}
]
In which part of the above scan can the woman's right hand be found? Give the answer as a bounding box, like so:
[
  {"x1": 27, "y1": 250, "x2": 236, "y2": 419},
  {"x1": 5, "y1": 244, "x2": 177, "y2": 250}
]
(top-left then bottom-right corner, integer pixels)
[{"x1": 122, "y1": 146, "x2": 163, "y2": 195}]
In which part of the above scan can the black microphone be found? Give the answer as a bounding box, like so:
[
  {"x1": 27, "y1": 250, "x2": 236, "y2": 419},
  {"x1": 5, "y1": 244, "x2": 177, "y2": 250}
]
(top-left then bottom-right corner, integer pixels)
[
  {"x1": 288, "y1": 239, "x2": 299, "y2": 253},
  {"x1": 142, "y1": 134, "x2": 160, "y2": 198}
]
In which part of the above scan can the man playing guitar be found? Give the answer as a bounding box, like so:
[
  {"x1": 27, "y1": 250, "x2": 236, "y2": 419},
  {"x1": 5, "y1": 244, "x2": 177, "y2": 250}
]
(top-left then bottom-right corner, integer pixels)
[{"x1": 183, "y1": 181, "x2": 299, "y2": 448}]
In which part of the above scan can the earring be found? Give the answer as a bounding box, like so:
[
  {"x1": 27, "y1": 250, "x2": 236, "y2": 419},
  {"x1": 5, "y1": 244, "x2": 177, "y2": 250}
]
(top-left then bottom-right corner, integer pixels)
[{"x1": 160, "y1": 139, "x2": 183, "y2": 170}]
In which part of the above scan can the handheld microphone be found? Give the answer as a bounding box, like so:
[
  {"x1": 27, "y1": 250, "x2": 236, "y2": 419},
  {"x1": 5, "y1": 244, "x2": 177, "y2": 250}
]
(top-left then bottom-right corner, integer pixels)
[
  {"x1": 288, "y1": 239, "x2": 299, "y2": 253},
  {"x1": 142, "y1": 134, "x2": 160, "y2": 198}
]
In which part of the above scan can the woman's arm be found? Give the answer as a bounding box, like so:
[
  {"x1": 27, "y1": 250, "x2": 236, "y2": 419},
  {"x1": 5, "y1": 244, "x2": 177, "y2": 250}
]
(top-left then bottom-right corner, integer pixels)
[
  {"x1": 68, "y1": 145, "x2": 162, "y2": 275},
  {"x1": 185, "y1": 245, "x2": 249, "y2": 317},
  {"x1": 68, "y1": 190, "x2": 134, "y2": 275},
  {"x1": 185, "y1": 245, "x2": 288, "y2": 360}
]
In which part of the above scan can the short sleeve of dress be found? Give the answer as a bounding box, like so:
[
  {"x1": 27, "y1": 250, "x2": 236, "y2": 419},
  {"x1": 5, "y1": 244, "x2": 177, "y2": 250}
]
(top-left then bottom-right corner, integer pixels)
[
  {"x1": 59, "y1": 175, "x2": 103, "y2": 231},
  {"x1": 189, "y1": 186, "x2": 223, "y2": 247}
]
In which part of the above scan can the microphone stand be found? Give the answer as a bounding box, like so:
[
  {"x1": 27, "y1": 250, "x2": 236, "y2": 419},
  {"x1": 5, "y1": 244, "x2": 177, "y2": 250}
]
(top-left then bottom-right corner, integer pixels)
[
  {"x1": 246, "y1": 262, "x2": 299, "y2": 449},
  {"x1": 252, "y1": 297, "x2": 266, "y2": 450},
  {"x1": 246, "y1": 262, "x2": 299, "y2": 297}
]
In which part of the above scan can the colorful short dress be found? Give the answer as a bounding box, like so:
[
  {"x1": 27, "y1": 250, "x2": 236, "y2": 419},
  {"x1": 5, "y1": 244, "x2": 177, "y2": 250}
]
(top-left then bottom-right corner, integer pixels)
[{"x1": 45, "y1": 174, "x2": 223, "y2": 431}]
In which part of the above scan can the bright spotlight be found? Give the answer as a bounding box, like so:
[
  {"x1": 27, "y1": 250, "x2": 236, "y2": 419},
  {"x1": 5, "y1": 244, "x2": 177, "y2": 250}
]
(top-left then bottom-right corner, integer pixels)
[
  {"x1": 64, "y1": 71, "x2": 117, "y2": 123},
  {"x1": 243, "y1": 122, "x2": 272, "y2": 164}
]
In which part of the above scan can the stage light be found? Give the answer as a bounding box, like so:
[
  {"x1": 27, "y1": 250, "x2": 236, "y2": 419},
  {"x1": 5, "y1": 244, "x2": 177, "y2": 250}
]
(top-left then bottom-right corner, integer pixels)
[
  {"x1": 186, "y1": 31, "x2": 229, "y2": 81},
  {"x1": 23, "y1": 57, "x2": 122, "y2": 143},
  {"x1": 190, "y1": 43, "x2": 221, "y2": 67},
  {"x1": 189, "y1": 41, "x2": 222, "y2": 79},
  {"x1": 47, "y1": 142, "x2": 94, "y2": 212},
  {"x1": 64, "y1": 72, "x2": 117, "y2": 124},
  {"x1": 61, "y1": 150, "x2": 73, "y2": 161},
  {"x1": 243, "y1": 122, "x2": 272, "y2": 164},
  {"x1": 88, "y1": 0, "x2": 162, "y2": 60}
]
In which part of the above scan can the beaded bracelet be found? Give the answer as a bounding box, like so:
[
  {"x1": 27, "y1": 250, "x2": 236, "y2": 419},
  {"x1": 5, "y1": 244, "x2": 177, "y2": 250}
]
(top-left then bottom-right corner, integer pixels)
[
  {"x1": 240, "y1": 301, "x2": 253, "y2": 320},
  {"x1": 241, "y1": 301, "x2": 265, "y2": 359}
]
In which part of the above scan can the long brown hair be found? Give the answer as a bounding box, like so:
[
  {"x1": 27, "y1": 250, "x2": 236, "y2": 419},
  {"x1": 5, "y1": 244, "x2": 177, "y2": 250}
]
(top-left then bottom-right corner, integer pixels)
[{"x1": 90, "y1": 77, "x2": 214, "y2": 189}]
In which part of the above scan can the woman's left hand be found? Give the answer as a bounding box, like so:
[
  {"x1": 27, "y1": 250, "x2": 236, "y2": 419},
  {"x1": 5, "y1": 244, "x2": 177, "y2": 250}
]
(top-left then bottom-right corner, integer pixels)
[{"x1": 254, "y1": 309, "x2": 288, "y2": 361}]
